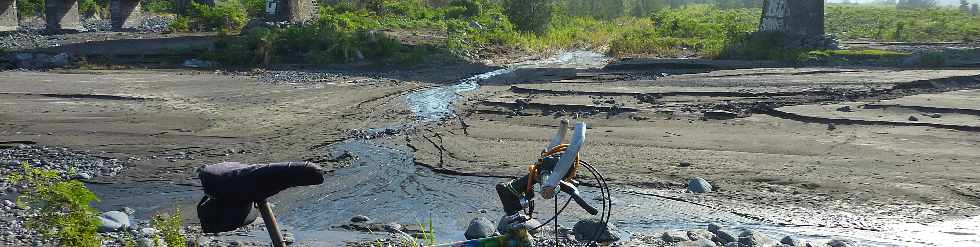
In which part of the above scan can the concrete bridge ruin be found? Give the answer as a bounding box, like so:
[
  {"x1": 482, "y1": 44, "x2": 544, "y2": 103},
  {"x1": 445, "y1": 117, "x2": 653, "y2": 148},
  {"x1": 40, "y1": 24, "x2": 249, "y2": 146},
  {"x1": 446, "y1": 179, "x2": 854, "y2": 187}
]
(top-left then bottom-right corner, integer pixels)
[{"x1": 0, "y1": 0, "x2": 316, "y2": 33}]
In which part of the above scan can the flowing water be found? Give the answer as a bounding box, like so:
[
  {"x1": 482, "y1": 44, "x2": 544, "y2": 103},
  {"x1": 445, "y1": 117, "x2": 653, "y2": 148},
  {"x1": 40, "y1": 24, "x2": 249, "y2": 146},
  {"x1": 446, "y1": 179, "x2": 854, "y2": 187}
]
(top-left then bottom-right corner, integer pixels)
[{"x1": 266, "y1": 51, "x2": 977, "y2": 246}]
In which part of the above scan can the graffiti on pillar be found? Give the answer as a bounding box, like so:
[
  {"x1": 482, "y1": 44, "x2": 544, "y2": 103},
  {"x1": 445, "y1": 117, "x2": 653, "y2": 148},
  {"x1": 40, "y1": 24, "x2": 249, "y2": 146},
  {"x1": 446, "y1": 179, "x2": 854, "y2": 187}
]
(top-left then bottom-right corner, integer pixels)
[{"x1": 759, "y1": 0, "x2": 787, "y2": 32}]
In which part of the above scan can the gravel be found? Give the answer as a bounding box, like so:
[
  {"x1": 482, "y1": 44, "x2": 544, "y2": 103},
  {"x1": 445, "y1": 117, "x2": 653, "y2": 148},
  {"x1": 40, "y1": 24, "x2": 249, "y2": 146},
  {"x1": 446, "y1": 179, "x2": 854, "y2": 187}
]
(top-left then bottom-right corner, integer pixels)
[{"x1": 0, "y1": 144, "x2": 127, "y2": 246}]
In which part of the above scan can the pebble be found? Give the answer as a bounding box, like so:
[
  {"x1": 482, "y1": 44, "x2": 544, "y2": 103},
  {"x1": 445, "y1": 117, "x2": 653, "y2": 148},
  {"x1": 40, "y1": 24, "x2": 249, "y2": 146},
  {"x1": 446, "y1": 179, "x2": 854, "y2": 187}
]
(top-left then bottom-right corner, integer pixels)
[
  {"x1": 908, "y1": 115, "x2": 919, "y2": 121},
  {"x1": 688, "y1": 177, "x2": 713, "y2": 193},
  {"x1": 350, "y1": 215, "x2": 371, "y2": 223}
]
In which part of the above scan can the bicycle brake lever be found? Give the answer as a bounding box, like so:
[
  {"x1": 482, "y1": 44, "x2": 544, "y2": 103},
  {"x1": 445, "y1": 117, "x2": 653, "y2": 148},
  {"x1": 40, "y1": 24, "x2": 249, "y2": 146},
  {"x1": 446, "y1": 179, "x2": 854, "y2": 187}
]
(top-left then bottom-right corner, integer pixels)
[{"x1": 558, "y1": 180, "x2": 599, "y2": 215}]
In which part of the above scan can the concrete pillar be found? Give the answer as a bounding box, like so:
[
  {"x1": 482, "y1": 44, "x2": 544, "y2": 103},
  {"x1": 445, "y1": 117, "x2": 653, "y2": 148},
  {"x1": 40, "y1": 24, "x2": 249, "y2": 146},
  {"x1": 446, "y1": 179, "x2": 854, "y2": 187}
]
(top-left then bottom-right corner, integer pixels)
[
  {"x1": 45, "y1": 0, "x2": 86, "y2": 33},
  {"x1": 759, "y1": 0, "x2": 824, "y2": 37},
  {"x1": 266, "y1": 0, "x2": 316, "y2": 24},
  {"x1": 0, "y1": 0, "x2": 17, "y2": 32},
  {"x1": 110, "y1": 0, "x2": 143, "y2": 31}
]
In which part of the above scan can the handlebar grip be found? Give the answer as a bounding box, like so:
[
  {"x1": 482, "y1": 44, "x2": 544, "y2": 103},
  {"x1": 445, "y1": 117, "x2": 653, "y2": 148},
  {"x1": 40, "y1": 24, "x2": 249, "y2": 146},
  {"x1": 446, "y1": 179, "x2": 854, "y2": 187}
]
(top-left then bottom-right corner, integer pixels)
[{"x1": 558, "y1": 181, "x2": 599, "y2": 215}]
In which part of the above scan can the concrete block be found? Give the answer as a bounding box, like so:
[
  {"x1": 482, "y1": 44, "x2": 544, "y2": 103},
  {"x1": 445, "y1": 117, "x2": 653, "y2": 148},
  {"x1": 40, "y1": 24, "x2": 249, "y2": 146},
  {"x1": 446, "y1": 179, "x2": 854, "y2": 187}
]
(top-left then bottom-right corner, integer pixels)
[
  {"x1": 45, "y1": 0, "x2": 86, "y2": 33},
  {"x1": 0, "y1": 0, "x2": 17, "y2": 32},
  {"x1": 110, "y1": 0, "x2": 142, "y2": 31}
]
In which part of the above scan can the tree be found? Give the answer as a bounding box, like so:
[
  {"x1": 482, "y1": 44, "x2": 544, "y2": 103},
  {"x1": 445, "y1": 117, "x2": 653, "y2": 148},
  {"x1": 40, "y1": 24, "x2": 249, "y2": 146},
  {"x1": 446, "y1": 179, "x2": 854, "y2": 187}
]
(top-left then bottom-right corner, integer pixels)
[{"x1": 504, "y1": 0, "x2": 554, "y2": 34}]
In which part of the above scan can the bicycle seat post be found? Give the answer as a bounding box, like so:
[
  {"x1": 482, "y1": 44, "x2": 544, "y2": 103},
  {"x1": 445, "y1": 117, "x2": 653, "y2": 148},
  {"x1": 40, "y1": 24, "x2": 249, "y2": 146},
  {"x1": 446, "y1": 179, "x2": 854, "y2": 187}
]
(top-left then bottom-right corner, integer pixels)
[{"x1": 257, "y1": 199, "x2": 286, "y2": 247}]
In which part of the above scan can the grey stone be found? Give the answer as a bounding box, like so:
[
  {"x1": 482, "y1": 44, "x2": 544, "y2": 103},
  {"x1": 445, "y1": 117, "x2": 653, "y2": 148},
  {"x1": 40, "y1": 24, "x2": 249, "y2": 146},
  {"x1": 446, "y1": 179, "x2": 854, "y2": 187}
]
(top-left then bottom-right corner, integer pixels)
[
  {"x1": 464, "y1": 217, "x2": 496, "y2": 240},
  {"x1": 738, "y1": 230, "x2": 775, "y2": 247},
  {"x1": 122, "y1": 207, "x2": 136, "y2": 216},
  {"x1": 688, "y1": 177, "x2": 713, "y2": 193},
  {"x1": 679, "y1": 161, "x2": 693, "y2": 167},
  {"x1": 73, "y1": 172, "x2": 92, "y2": 180},
  {"x1": 827, "y1": 239, "x2": 855, "y2": 247},
  {"x1": 688, "y1": 229, "x2": 716, "y2": 241},
  {"x1": 780, "y1": 236, "x2": 800, "y2": 246},
  {"x1": 139, "y1": 228, "x2": 159, "y2": 236},
  {"x1": 382, "y1": 222, "x2": 402, "y2": 233},
  {"x1": 98, "y1": 211, "x2": 131, "y2": 233},
  {"x1": 283, "y1": 232, "x2": 295, "y2": 243},
  {"x1": 350, "y1": 215, "x2": 370, "y2": 223},
  {"x1": 572, "y1": 218, "x2": 620, "y2": 242},
  {"x1": 929, "y1": 113, "x2": 942, "y2": 118},
  {"x1": 908, "y1": 116, "x2": 919, "y2": 121},
  {"x1": 2, "y1": 200, "x2": 13, "y2": 208},
  {"x1": 661, "y1": 230, "x2": 690, "y2": 242},
  {"x1": 835, "y1": 106, "x2": 852, "y2": 112},
  {"x1": 677, "y1": 239, "x2": 719, "y2": 247},
  {"x1": 725, "y1": 243, "x2": 744, "y2": 247}
]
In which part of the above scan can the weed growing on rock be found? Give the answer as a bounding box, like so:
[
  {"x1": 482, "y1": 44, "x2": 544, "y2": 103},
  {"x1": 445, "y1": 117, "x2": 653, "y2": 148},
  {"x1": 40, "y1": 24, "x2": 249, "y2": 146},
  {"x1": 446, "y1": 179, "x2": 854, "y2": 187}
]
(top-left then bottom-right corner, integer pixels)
[
  {"x1": 7, "y1": 163, "x2": 101, "y2": 247},
  {"x1": 151, "y1": 207, "x2": 186, "y2": 247}
]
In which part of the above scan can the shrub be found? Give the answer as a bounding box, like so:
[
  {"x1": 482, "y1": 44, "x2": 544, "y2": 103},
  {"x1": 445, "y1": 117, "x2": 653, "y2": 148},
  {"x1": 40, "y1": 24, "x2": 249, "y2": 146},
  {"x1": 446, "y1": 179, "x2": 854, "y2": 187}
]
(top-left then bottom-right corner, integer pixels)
[
  {"x1": 445, "y1": 0, "x2": 481, "y2": 19},
  {"x1": 151, "y1": 207, "x2": 186, "y2": 247},
  {"x1": 242, "y1": 0, "x2": 267, "y2": 17},
  {"x1": 187, "y1": 1, "x2": 248, "y2": 32},
  {"x1": 17, "y1": 0, "x2": 45, "y2": 18},
  {"x1": 503, "y1": 0, "x2": 554, "y2": 34},
  {"x1": 168, "y1": 16, "x2": 191, "y2": 32},
  {"x1": 78, "y1": 0, "x2": 107, "y2": 18},
  {"x1": 143, "y1": 0, "x2": 177, "y2": 14},
  {"x1": 7, "y1": 164, "x2": 101, "y2": 247}
]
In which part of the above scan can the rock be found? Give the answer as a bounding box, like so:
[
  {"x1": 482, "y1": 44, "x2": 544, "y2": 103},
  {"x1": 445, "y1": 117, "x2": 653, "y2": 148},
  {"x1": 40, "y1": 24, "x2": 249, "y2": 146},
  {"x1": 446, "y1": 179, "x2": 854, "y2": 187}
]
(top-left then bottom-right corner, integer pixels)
[
  {"x1": 98, "y1": 211, "x2": 131, "y2": 233},
  {"x1": 138, "y1": 237, "x2": 167, "y2": 247},
  {"x1": 182, "y1": 59, "x2": 214, "y2": 68},
  {"x1": 835, "y1": 106, "x2": 852, "y2": 112},
  {"x1": 703, "y1": 110, "x2": 738, "y2": 120},
  {"x1": 140, "y1": 228, "x2": 159, "y2": 236},
  {"x1": 464, "y1": 217, "x2": 496, "y2": 240},
  {"x1": 350, "y1": 215, "x2": 371, "y2": 223},
  {"x1": 738, "y1": 230, "x2": 775, "y2": 247},
  {"x1": 827, "y1": 123, "x2": 836, "y2": 130},
  {"x1": 661, "y1": 230, "x2": 690, "y2": 242},
  {"x1": 73, "y1": 172, "x2": 92, "y2": 180},
  {"x1": 572, "y1": 218, "x2": 621, "y2": 242},
  {"x1": 679, "y1": 161, "x2": 693, "y2": 167},
  {"x1": 724, "y1": 243, "x2": 744, "y2": 247},
  {"x1": 283, "y1": 232, "x2": 295, "y2": 244},
  {"x1": 677, "y1": 239, "x2": 719, "y2": 247},
  {"x1": 383, "y1": 223, "x2": 402, "y2": 233},
  {"x1": 908, "y1": 116, "x2": 919, "y2": 121},
  {"x1": 708, "y1": 224, "x2": 736, "y2": 244},
  {"x1": 928, "y1": 113, "x2": 942, "y2": 118},
  {"x1": 122, "y1": 207, "x2": 136, "y2": 216},
  {"x1": 523, "y1": 219, "x2": 542, "y2": 233},
  {"x1": 827, "y1": 239, "x2": 855, "y2": 247},
  {"x1": 780, "y1": 236, "x2": 800, "y2": 246},
  {"x1": 2, "y1": 200, "x2": 13, "y2": 208},
  {"x1": 688, "y1": 229, "x2": 716, "y2": 241},
  {"x1": 688, "y1": 177, "x2": 713, "y2": 193}
]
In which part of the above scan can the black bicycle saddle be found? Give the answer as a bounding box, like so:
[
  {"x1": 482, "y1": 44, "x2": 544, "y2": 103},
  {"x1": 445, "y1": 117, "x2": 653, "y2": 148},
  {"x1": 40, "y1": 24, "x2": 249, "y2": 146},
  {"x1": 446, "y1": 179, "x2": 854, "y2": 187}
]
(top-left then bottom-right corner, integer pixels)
[{"x1": 197, "y1": 162, "x2": 324, "y2": 233}]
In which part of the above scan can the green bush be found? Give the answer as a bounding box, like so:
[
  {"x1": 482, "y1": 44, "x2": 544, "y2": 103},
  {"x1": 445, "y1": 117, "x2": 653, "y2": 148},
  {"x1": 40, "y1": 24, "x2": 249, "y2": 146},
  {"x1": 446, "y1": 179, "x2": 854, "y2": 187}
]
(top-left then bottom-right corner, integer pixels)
[
  {"x1": 151, "y1": 207, "x2": 186, "y2": 247},
  {"x1": 143, "y1": 0, "x2": 177, "y2": 14},
  {"x1": 7, "y1": 164, "x2": 101, "y2": 247},
  {"x1": 168, "y1": 16, "x2": 191, "y2": 32},
  {"x1": 78, "y1": 0, "x2": 108, "y2": 17},
  {"x1": 445, "y1": 0, "x2": 481, "y2": 19},
  {"x1": 187, "y1": 1, "x2": 248, "y2": 32},
  {"x1": 243, "y1": 0, "x2": 267, "y2": 17},
  {"x1": 609, "y1": 5, "x2": 757, "y2": 58}
]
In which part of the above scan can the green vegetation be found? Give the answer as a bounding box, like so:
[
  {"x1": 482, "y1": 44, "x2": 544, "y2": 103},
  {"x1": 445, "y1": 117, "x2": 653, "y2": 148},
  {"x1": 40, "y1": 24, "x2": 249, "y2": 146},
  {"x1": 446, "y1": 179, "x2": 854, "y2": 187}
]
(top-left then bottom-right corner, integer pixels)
[
  {"x1": 151, "y1": 207, "x2": 187, "y2": 247},
  {"x1": 609, "y1": 5, "x2": 758, "y2": 57},
  {"x1": 187, "y1": 1, "x2": 249, "y2": 32},
  {"x1": 826, "y1": 4, "x2": 980, "y2": 42},
  {"x1": 78, "y1": 0, "x2": 108, "y2": 18},
  {"x1": 6, "y1": 164, "x2": 101, "y2": 247},
  {"x1": 504, "y1": 0, "x2": 554, "y2": 34},
  {"x1": 17, "y1": 0, "x2": 45, "y2": 18},
  {"x1": 143, "y1": 0, "x2": 178, "y2": 14}
]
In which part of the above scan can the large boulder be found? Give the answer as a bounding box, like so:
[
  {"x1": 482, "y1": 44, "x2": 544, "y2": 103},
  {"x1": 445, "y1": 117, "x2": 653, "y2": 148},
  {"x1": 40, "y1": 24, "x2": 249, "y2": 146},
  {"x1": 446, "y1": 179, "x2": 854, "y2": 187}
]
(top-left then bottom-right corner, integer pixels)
[
  {"x1": 464, "y1": 217, "x2": 496, "y2": 240},
  {"x1": 572, "y1": 218, "x2": 621, "y2": 242},
  {"x1": 98, "y1": 211, "x2": 131, "y2": 233},
  {"x1": 688, "y1": 177, "x2": 713, "y2": 193},
  {"x1": 688, "y1": 229, "x2": 716, "y2": 241},
  {"x1": 677, "y1": 239, "x2": 718, "y2": 247},
  {"x1": 738, "y1": 230, "x2": 776, "y2": 247},
  {"x1": 780, "y1": 236, "x2": 800, "y2": 246}
]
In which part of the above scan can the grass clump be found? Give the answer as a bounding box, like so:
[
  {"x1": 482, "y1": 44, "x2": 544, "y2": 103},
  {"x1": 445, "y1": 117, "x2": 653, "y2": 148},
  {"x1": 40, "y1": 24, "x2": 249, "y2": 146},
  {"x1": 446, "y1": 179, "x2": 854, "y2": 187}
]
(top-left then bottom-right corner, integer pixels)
[
  {"x1": 6, "y1": 163, "x2": 101, "y2": 247},
  {"x1": 609, "y1": 5, "x2": 758, "y2": 58},
  {"x1": 151, "y1": 207, "x2": 186, "y2": 247},
  {"x1": 17, "y1": 0, "x2": 45, "y2": 18},
  {"x1": 182, "y1": 1, "x2": 248, "y2": 32}
]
